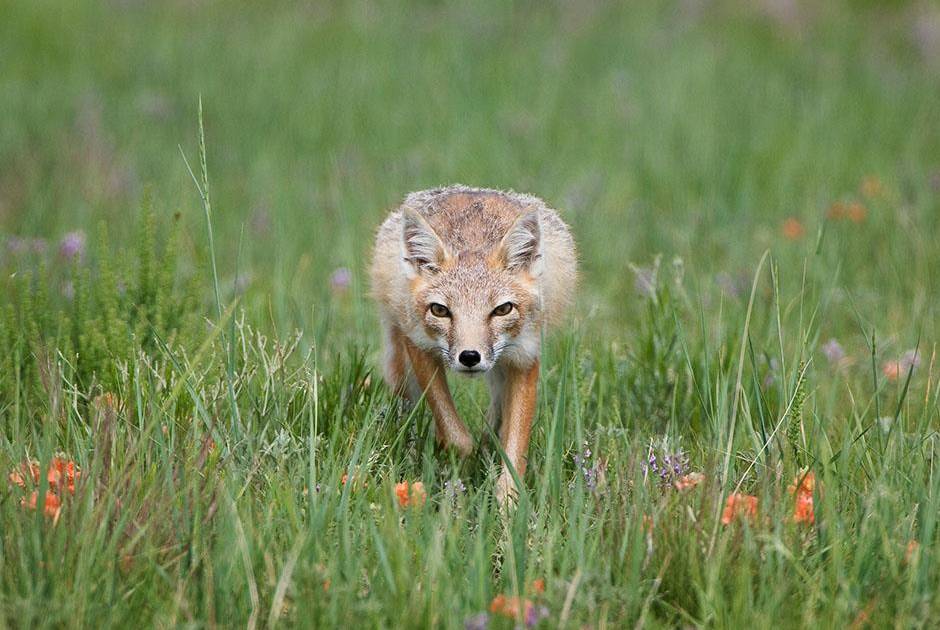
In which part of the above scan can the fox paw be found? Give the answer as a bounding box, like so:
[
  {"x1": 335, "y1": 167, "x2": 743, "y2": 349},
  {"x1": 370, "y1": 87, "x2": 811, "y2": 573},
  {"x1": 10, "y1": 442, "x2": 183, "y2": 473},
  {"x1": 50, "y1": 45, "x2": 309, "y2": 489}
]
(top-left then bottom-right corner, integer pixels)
[
  {"x1": 442, "y1": 432, "x2": 474, "y2": 458},
  {"x1": 495, "y1": 473, "x2": 520, "y2": 507}
]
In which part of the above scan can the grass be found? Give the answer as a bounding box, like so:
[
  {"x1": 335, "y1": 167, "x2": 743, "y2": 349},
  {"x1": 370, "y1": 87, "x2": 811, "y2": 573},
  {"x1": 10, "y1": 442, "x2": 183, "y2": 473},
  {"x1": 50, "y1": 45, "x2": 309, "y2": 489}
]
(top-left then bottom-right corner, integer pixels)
[{"x1": 1, "y1": 0, "x2": 940, "y2": 627}]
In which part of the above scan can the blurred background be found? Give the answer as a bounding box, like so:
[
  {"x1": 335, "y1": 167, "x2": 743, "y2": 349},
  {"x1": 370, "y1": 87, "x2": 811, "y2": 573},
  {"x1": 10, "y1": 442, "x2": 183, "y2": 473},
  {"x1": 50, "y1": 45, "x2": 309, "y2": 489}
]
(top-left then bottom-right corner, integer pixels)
[{"x1": 2, "y1": 0, "x2": 938, "y2": 350}]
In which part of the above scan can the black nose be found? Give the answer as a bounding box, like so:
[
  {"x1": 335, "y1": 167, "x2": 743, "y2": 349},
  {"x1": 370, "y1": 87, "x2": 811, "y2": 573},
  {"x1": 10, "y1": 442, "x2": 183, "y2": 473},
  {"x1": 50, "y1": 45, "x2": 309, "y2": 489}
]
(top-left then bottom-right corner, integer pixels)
[{"x1": 458, "y1": 350, "x2": 481, "y2": 367}]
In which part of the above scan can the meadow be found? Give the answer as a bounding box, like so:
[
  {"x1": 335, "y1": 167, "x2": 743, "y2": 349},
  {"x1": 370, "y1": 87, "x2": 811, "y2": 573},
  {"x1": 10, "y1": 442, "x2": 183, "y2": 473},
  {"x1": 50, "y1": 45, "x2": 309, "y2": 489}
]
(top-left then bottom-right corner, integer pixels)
[{"x1": 2, "y1": 0, "x2": 940, "y2": 627}]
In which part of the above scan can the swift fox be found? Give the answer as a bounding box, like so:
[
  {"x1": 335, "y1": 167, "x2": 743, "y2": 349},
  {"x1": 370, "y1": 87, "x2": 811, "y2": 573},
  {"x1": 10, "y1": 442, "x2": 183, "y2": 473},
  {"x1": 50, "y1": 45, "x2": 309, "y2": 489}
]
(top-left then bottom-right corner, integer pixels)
[{"x1": 370, "y1": 185, "x2": 577, "y2": 502}]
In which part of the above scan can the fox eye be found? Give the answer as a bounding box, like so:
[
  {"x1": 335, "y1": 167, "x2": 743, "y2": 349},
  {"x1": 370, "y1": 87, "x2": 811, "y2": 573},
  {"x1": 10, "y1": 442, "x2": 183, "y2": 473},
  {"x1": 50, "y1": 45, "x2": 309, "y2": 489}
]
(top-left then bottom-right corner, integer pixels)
[
  {"x1": 428, "y1": 303, "x2": 451, "y2": 318},
  {"x1": 491, "y1": 302, "x2": 514, "y2": 317}
]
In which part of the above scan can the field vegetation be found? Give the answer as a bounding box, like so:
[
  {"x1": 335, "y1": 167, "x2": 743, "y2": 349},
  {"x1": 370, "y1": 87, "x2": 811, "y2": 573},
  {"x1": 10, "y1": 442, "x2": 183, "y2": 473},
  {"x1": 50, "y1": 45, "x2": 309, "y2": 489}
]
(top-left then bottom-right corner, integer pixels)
[{"x1": 2, "y1": 1, "x2": 939, "y2": 627}]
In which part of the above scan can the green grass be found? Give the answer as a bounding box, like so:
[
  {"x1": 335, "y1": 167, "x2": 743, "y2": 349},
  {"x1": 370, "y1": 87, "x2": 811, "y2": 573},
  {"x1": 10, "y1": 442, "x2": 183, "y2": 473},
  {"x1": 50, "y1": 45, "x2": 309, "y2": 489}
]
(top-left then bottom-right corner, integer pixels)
[{"x1": 2, "y1": 0, "x2": 940, "y2": 627}]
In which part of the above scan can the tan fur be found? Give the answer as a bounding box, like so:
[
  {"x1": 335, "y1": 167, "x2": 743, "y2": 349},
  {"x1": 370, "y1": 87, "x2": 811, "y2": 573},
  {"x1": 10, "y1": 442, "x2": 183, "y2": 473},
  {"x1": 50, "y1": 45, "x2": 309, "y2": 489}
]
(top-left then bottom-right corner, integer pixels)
[
  {"x1": 403, "y1": 336, "x2": 474, "y2": 457},
  {"x1": 493, "y1": 359, "x2": 540, "y2": 504},
  {"x1": 370, "y1": 185, "x2": 578, "y2": 503}
]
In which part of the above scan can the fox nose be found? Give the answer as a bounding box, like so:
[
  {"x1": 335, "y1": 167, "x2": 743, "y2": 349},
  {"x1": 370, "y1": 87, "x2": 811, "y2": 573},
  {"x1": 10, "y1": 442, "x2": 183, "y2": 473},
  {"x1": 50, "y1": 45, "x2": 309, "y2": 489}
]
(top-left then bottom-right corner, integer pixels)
[{"x1": 458, "y1": 350, "x2": 481, "y2": 367}]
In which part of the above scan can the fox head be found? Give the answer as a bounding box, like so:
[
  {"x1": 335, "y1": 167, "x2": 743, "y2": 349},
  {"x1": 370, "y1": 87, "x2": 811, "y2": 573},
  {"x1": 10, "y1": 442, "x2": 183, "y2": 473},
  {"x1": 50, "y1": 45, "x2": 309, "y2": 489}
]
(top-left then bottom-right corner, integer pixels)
[{"x1": 400, "y1": 208, "x2": 543, "y2": 373}]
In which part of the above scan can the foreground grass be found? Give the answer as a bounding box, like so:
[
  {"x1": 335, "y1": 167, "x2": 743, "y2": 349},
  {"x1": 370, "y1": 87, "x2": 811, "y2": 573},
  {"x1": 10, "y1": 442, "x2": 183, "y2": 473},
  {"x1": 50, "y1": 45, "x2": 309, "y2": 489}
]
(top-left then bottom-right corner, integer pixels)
[
  {"x1": 1, "y1": 222, "x2": 937, "y2": 627},
  {"x1": 2, "y1": 0, "x2": 940, "y2": 627}
]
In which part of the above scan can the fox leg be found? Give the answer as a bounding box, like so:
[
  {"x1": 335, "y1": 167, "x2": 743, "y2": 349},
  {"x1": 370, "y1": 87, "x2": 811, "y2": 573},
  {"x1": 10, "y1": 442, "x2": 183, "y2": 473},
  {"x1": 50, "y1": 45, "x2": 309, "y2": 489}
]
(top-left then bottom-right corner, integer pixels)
[
  {"x1": 494, "y1": 359, "x2": 540, "y2": 505},
  {"x1": 382, "y1": 323, "x2": 419, "y2": 399},
  {"x1": 403, "y1": 337, "x2": 474, "y2": 457}
]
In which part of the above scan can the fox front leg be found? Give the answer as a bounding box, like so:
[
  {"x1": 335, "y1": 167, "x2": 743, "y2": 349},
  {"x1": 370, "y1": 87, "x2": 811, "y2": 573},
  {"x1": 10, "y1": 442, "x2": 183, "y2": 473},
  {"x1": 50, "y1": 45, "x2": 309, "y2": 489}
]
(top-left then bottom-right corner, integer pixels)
[
  {"x1": 403, "y1": 338, "x2": 475, "y2": 457},
  {"x1": 382, "y1": 323, "x2": 420, "y2": 401},
  {"x1": 494, "y1": 359, "x2": 540, "y2": 505}
]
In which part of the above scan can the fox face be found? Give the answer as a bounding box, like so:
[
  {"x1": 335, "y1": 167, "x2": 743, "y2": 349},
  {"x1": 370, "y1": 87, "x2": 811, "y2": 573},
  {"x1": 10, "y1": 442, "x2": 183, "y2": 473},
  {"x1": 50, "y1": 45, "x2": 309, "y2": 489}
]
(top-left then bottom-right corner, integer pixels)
[{"x1": 401, "y1": 208, "x2": 543, "y2": 373}]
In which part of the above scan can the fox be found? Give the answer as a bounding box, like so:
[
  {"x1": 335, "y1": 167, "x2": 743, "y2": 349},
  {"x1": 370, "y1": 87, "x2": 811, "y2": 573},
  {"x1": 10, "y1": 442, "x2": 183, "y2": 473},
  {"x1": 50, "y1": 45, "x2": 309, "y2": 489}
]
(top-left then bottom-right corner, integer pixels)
[{"x1": 370, "y1": 185, "x2": 577, "y2": 503}]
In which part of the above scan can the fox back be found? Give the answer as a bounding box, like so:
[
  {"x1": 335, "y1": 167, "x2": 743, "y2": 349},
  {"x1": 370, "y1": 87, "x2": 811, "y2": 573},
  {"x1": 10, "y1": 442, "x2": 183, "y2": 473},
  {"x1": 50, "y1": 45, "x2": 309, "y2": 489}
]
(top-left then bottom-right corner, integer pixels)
[{"x1": 371, "y1": 185, "x2": 577, "y2": 373}]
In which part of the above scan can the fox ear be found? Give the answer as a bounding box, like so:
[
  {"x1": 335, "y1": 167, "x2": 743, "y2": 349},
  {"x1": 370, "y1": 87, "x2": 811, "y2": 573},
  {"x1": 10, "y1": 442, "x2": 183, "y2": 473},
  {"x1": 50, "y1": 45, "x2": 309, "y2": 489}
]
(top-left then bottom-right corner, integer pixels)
[
  {"x1": 497, "y1": 209, "x2": 541, "y2": 273},
  {"x1": 401, "y1": 208, "x2": 450, "y2": 276}
]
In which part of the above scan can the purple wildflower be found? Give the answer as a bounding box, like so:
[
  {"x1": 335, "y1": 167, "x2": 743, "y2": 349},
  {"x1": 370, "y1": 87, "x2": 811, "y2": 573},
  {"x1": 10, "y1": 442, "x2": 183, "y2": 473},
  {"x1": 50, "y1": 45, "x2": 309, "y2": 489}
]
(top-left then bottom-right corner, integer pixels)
[
  {"x1": 822, "y1": 338, "x2": 845, "y2": 365},
  {"x1": 914, "y1": 6, "x2": 940, "y2": 61},
  {"x1": 716, "y1": 271, "x2": 750, "y2": 299},
  {"x1": 572, "y1": 442, "x2": 604, "y2": 493},
  {"x1": 644, "y1": 443, "x2": 688, "y2": 487},
  {"x1": 525, "y1": 604, "x2": 549, "y2": 627},
  {"x1": 31, "y1": 238, "x2": 48, "y2": 254},
  {"x1": 330, "y1": 267, "x2": 352, "y2": 292},
  {"x1": 464, "y1": 612, "x2": 489, "y2": 630},
  {"x1": 58, "y1": 231, "x2": 86, "y2": 262},
  {"x1": 900, "y1": 349, "x2": 921, "y2": 372},
  {"x1": 5, "y1": 236, "x2": 27, "y2": 255},
  {"x1": 234, "y1": 272, "x2": 253, "y2": 294},
  {"x1": 715, "y1": 272, "x2": 737, "y2": 298},
  {"x1": 444, "y1": 478, "x2": 466, "y2": 503},
  {"x1": 759, "y1": 0, "x2": 801, "y2": 30}
]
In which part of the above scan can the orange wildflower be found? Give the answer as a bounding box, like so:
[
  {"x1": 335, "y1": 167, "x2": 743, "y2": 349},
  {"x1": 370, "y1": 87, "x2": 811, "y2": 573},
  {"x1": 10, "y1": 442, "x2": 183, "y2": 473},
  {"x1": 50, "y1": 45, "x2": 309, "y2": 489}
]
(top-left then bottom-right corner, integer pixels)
[
  {"x1": 882, "y1": 360, "x2": 904, "y2": 381},
  {"x1": 395, "y1": 481, "x2": 427, "y2": 508},
  {"x1": 340, "y1": 471, "x2": 368, "y2": 490},
  {"x1": 394, "y1": 481, "x2": 408, "y2": 505},
  {"x1": 846, "y1": 202, "x2": 867, "y2": 223},
  {"x1": 8, "y1": 458, "x2": 79, "y2": 494},
  {"x1": 792, "y1": 493, "x2": 814, "y2": 524},
  {"x1": 489, "y1": 594, "x2": 532, "y2": 619},
  {"x1": 490, "y1": 593, "x2": 548, "y2": 626},
  {"x1": 22, "y1": 491, "x2": 62, "y2": 521},
  {"x1": 47, "y1": 457, "x2": 80, "y2": 494},
  {"x1": 787, "y1": 470, "x2": 816, "y2": 525},
  {"x1": 905, "y1": 540, "x2": 919, "y2": 564},
  {"x1": 787, "y1": 470, "x2": 815, "y2": 495},
  {"x1": 827, "y1": 201, "x2": 847, "y2": 220},
  {"x1": 828, "y1": 201, "x2": 867, "y2": 223},
  {"x1": 782, "y1": 218, "x2": 805, "y2": 240},
  {"x1": 8, "y1": 461, "x2": 40, "y2": 489},
  {"x1": 674, "y1": 472, "x2": 705, "y2": 491},
  {"x1": 9, "y1": 457, "x2": 79, "y2": 524},
  {"x1": 531, "y1": 578, "x2": 545, "y2": 594},
  {"x1": 721, "y1": 493, "x2": 758, "y2": 525},
  {"x1": 849, "y1": 599, "x2": 877, "y2": 630}
]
